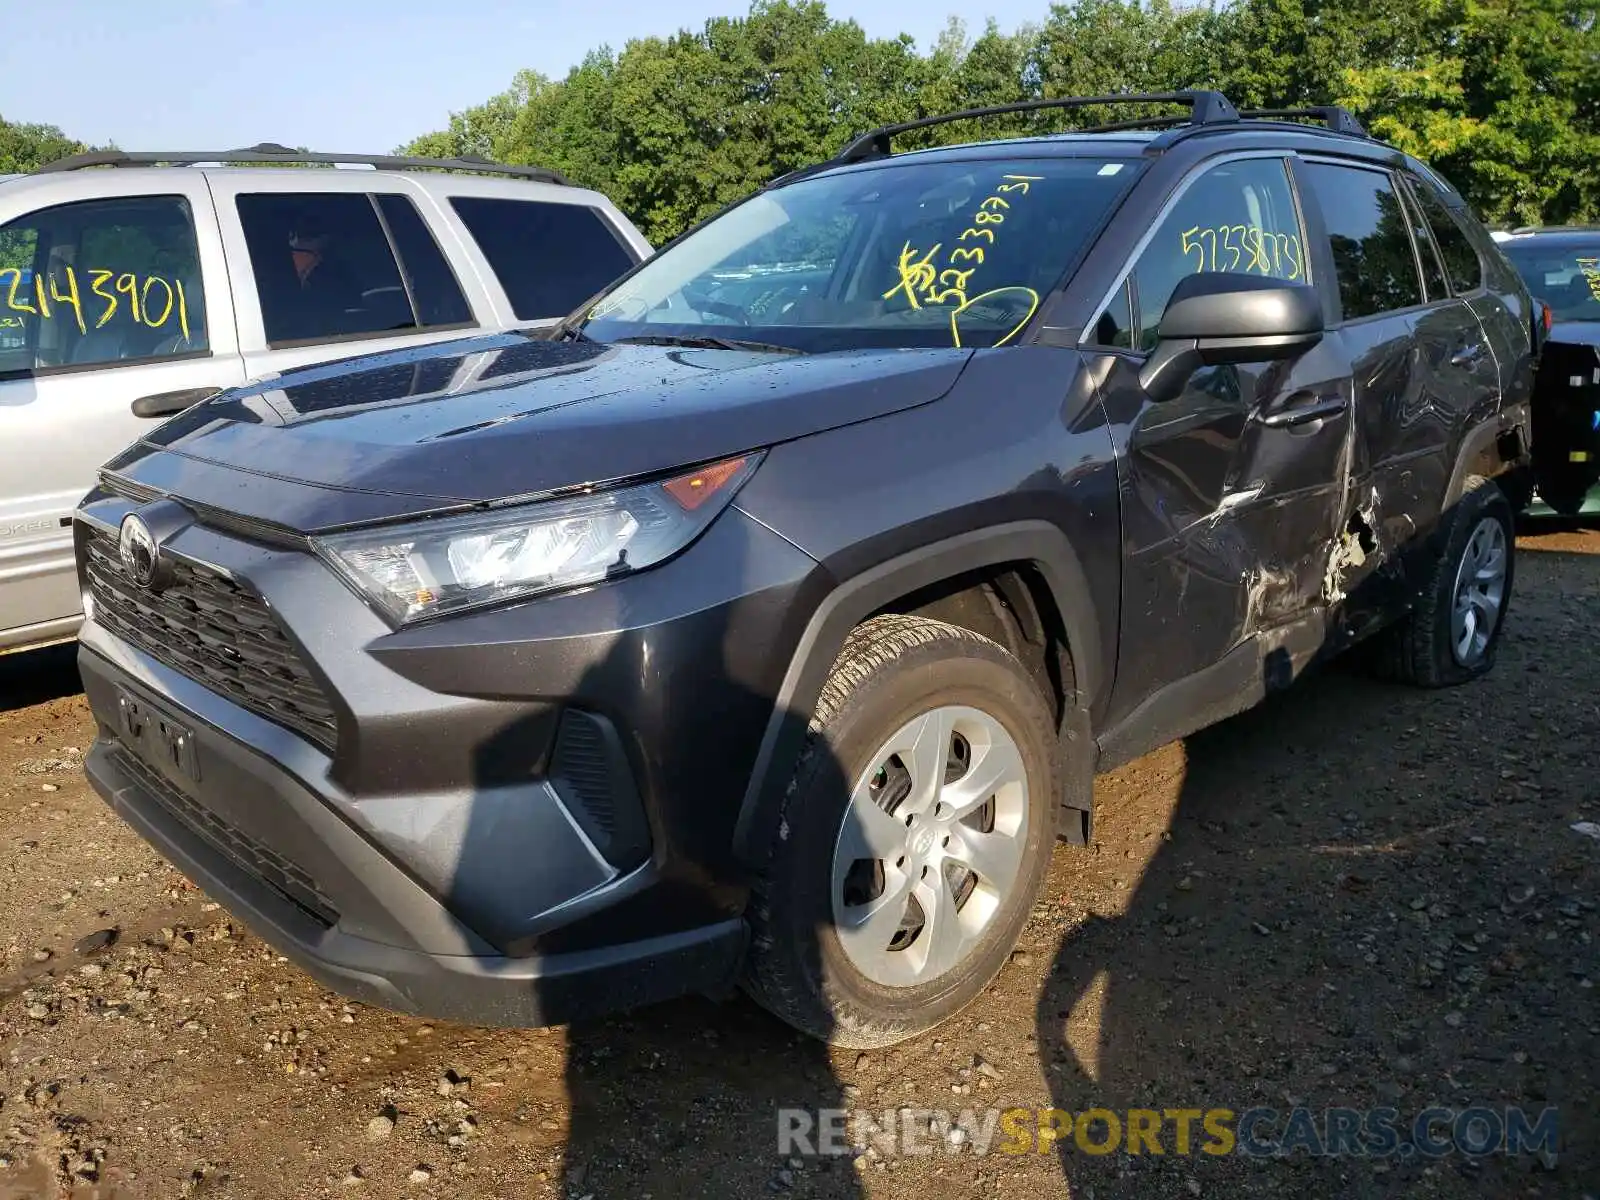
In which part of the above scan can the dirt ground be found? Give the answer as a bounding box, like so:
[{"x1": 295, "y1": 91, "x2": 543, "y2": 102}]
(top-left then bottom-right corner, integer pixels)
[{"x1": 0, "y1": 517, "x2": 1595, "y2": 1200}]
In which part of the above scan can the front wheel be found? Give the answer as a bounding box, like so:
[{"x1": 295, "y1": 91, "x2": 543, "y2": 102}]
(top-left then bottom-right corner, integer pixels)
[{"x1": 743, "y1": 615, "x2": 1061, "y2": 1047}]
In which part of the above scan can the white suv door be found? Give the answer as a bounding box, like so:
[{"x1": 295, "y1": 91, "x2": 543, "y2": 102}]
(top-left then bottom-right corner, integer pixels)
[
  {"x1": 202, "y1": 172, "x2": 503, "y2": 382},
  {"x1": 0, "y1": 175, "x2": 245, "y2": 652}
]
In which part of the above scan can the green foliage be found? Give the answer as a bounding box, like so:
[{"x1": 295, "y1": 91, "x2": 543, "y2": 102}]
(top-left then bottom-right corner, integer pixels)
[
  {"x1": 0, "y1": 115, "x2": 84, "y2": 174},
  {"x1": 20, "y1": 0, "x2": 1600, "y2": 244}
]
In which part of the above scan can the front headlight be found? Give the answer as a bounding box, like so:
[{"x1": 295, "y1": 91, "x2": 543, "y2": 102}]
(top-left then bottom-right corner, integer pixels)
[{"x1": 312, "y1": 452, "x2": 763, "y2": 625}]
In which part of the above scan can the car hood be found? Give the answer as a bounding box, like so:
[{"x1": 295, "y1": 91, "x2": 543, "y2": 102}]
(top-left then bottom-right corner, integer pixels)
[
  {"x1": 121, "y1": 333, "x2": 973, "y2": 511},
  {"x1": 1548, "y1": 320, "x2": 1600, "y2": 350}
]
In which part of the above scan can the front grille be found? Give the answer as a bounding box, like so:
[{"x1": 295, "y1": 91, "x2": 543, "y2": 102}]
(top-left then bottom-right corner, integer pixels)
[
  {"x1": 83, "y1": 525, "x2": 338, "y2": 752},
  {"x1": 115, "y1": 748, "x2": 339, "y2": 928}
]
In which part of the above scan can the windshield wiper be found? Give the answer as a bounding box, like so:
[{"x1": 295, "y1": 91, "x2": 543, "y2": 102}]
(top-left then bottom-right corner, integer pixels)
[{"x1": 611, "y1": 333, "x2": 807, "y2": 355}]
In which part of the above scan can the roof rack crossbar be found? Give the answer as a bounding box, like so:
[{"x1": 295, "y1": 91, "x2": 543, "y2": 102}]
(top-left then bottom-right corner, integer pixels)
[
  {"x1": 1082, "y1": 113, "x2": 1195, "y2": 134},
  {"x1": 831, "y1": 90, "x2": 1240, "y2": 164},
  {"x1": 34, "y1": 143, "x2": 572, "y2": 185},
  {"x1": 1236, "y1": 107, "x2": 1368, "y2": 137}
]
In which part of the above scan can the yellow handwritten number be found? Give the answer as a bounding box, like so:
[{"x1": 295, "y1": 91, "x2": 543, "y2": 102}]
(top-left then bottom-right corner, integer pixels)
[
  {"x1": 47, "y1": 269, "x2": 86, "y2": 335},
  {"x1": 89, "y1": 270, "x2": 117, "y2": 328},
  {"x1": 0, "y1": 268, "x2": 37, "y2": 316}
]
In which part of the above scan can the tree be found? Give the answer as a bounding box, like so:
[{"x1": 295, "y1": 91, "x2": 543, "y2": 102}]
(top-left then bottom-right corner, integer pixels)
[
  {"x1": 392, "y1": 0, "x2": 1600, "y2": 239},
  {"x1": 0, "y1": 116, "x2": 84, "y2": 173}
]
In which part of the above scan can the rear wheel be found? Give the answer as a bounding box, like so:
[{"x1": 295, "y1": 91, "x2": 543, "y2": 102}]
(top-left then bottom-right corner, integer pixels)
[
  {"x1": 1369, "y1": 476, "x2": 1515, "y2": 687},
  {"x1": 1534, "y1": 461, "x2": 1597, "y2": 517},
  {"x1": 743, "y1": 615, "x2": 1061, "y2": 1047},
  {"x1": 1497, "y1": 466, "x2": 1535, "y2": 516}
]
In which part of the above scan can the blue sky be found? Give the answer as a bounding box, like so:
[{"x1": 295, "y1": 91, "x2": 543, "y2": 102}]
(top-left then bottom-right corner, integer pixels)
[{"x1": 2, "y1": 0, "x2": 1037, "y2": 154}]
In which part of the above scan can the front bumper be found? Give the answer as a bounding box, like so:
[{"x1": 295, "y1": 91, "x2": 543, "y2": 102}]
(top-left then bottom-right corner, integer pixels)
[
  {"x1": 74, "y1": 481, "x2": 821, "y2": 1025},
  {"x1": 82, "y1": 677, "x2": 746, "y2": 1025}
]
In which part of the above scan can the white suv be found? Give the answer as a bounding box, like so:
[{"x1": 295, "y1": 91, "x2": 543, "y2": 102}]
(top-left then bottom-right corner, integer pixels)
[{"x1": 0, "y1": 145, "x2": 652, "y2": 654}]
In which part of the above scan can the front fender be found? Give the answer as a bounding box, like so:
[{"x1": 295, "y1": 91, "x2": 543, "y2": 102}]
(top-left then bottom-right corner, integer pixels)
[{"x1": 728, "y1": 519, "x2": 1104, "y2": 870}]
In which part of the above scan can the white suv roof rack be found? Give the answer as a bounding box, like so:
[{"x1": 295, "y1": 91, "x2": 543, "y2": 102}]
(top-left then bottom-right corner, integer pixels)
[{"x1": 33, "y1": 142, "x2": 570, "y2": 186}]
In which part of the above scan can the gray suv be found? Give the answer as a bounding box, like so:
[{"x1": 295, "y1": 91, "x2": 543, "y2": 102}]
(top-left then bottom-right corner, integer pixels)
[{"x1": 73, "y1": 93, "x2": 1534, "y2": 1047}]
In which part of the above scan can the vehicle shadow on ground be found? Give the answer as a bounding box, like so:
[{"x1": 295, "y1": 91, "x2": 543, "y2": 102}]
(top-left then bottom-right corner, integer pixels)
[
  {"x1": 0, "y1": 643, "x2": 82, "y2": 713},
  {"x1": 1033, "y1": 630, "x2": 1589, "y2": 1197}
]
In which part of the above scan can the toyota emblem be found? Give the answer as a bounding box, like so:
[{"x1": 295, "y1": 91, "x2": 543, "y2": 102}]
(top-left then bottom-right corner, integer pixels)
[{"x1": 118, "y1": 513, "x2": 161, "y2": 589}]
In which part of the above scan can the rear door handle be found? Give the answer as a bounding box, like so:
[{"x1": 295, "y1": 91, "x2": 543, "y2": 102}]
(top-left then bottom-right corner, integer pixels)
[
  {"x1": 131, "y1": 387, "x2": 223, "y2": 418},
  {"x1": 1260, "y1": 393, "x2": 1349, "y2": 428},
  {"x1": 1451, "y1": 341, "x2": 1487, "y2": 366}
]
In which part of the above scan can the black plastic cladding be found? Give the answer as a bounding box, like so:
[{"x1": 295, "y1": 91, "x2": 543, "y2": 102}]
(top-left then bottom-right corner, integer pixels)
[{"x1": 71, "y1": 106, "x2": 1533, "y2": 1027}]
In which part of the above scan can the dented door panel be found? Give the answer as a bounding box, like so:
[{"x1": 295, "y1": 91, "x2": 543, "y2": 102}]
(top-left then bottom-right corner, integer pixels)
[
  {"x1": 1094, "y1": 328, "x2": 1355, "y2": 724},
  {"x1": 1413, "y1": 299, "x2": 1503, "y2": 524},
  {"x1": 1341, "y1": 313, "x2": 1430, "y2": 552}
]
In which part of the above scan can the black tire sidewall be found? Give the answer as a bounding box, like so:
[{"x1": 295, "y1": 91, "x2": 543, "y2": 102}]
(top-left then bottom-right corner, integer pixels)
[
  {"x1": 1427, "y1": 481, "x2": 1516, "y2": 682},
  {"x1": 770, "y1": 642, "x2": 1059, "y2": 1037}
]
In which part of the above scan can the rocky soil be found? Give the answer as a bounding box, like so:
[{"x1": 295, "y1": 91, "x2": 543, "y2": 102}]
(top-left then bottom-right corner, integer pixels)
[{"x1": 0, "y1": 519, "x2": 1595, "y2": 1199}]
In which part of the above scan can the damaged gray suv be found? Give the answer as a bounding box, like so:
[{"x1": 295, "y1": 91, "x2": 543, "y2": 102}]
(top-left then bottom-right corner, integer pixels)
[{"x1": 74, "y1": 93, "x2": 1534, "y2": 1048}]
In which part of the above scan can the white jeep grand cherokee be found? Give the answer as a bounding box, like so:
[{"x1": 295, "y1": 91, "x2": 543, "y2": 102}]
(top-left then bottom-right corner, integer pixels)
[{"x1": 0, "y1": 143, "x2": 651, "y2": 655}]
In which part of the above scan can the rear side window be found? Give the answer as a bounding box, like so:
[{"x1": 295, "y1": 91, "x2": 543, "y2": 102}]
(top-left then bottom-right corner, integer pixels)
[
  {"x1": 0, "y1": 196, "x2": 208, "y2": 376},
  {"x1": 1119, "y1": 157, "x2": 1306, "y2": 352},
  {"x1": 237, "y1": 192, "x2": 474, "y2": 347},
  {"x1": 1407, "y1": 180, "x2": 1483, "y2": 294},
  {"x1": 451, "y1": 197, "x2": 635, "y2": 320},
  {"x1": 1301, "y1": 164, "x2": 1424, "y2": 320}
]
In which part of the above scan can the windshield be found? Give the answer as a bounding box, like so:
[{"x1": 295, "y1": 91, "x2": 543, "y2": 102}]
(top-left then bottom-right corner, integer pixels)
[
  {"x1": 579, "y1": 155, "x2": 1143, "y2": 353},
  {"x1": 1501, "y1": 239, "x2": 1600, "y2": 323}
]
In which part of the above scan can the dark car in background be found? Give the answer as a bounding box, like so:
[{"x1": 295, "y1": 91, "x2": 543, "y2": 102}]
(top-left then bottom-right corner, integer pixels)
[
  {"x1": 73, "y1": 92, "x2": 1533, "y2": 1047},
  {"x1": 1494, "y1": 226, "x2": 1600, "y2": 514}
]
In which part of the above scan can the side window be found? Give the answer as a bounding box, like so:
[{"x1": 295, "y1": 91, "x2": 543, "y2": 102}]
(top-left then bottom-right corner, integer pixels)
[
  {"x1": 1407, "y1": 179, "x2": 1483, "y2": 294},
  {"x1": 1300, "y1": 163, "x2": 1424, "y2": 320},
  {"x1": 1123, "y1": 158, "x2": 1306, "y2": 351},
  {"x1": 450, "y1": 197, "x2": 636, "y2": 320},
  {"x1": 1087, "y1": 278, "x2": 1135, "y2": 349},
  {"x1": 0, "y1": 196, "x2": 208, "y2": 376},
  {"x1": 237, "y1": 192, "x2": 467, "y2": 347},
  {"x1": 373, "y1": 194, "x2": 474, "y2": 329}
]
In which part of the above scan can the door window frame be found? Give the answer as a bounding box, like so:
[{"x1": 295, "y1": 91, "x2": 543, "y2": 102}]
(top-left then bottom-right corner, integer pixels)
[
  {"x1": 1079, "y1": 150, "x2": 1314, "y2": 354},
  {"x1": 1294, "y1": 155, "x2": 1437, "y2": 328},
  {"x1": 0, "y1": 193, "x2": 218, "y2": 381},
  {"x1": 1396, "y1": 171, "x2": 1488, "y2": 300},
  {"x1": 234, "y1": 190, "x2": 481, "y2": 352}
]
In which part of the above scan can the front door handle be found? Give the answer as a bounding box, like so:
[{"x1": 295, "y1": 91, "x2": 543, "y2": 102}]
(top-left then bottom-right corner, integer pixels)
[
  {"x1": 1260, "y1": 392, "x2": 1349, "y2": 428},
  {"x1": 1451, "y1": 341, "x2": 1487, "y2": 366},
  {"x1": 131, "y1": 387, "x2": 223, "y2": 419}
]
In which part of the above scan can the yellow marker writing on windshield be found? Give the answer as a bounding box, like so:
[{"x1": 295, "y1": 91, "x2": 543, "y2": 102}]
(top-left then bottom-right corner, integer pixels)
[
  {"x1": 949, "y1": 286, "x2": 1040, "y2": 348},
  {"x1": 882, "y1": 241, "x2": 943, "y2": 310},
  {"x1": 1579, "y1": 257, "x2": 1600, "y2": 304}
]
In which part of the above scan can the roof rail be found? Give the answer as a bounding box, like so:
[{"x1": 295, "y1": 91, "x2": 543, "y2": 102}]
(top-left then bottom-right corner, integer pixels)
[
  {"x1": 33, "y1": 143, "x2": 571, "y2": 185},
  {"x1": 1236, "y1": 107, "x2": 1368, "y2": 136},
  {"x1": 830, "y1": 90, "x2": 1241, "y2": 165}
]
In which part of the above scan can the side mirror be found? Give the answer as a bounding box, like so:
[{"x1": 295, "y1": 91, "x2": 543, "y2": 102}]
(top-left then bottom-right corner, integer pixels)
[
  {"x1": 131, "y1": 386, "x2": 223, "y2": 419},
  {"x1": 1139, "y1": 273, "x2": 1324, "y2": 403}
]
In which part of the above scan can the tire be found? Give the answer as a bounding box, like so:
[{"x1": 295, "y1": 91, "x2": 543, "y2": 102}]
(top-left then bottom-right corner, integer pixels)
[
  {"x1": 743, "y1": 614, "x2": 1061, "y2": 1048},
  {"x1": 1370, "y1": 475, "x2": 1515, "y2": 687},
  {"x1": 1534, "y1": 462, "x2": 1597, "y2": 518},
  {"x1": 1497, "y1": 466, "x2": 1535, "y2": 516}
]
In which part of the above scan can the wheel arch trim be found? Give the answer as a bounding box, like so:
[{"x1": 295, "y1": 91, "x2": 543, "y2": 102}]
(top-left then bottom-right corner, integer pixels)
[
  {"x1": 730, "y1": 520, "x2": 1102, "y2": 870},
  {"x1": 1444, "y1": 400, "x2": 1530, "y2": 510}
]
